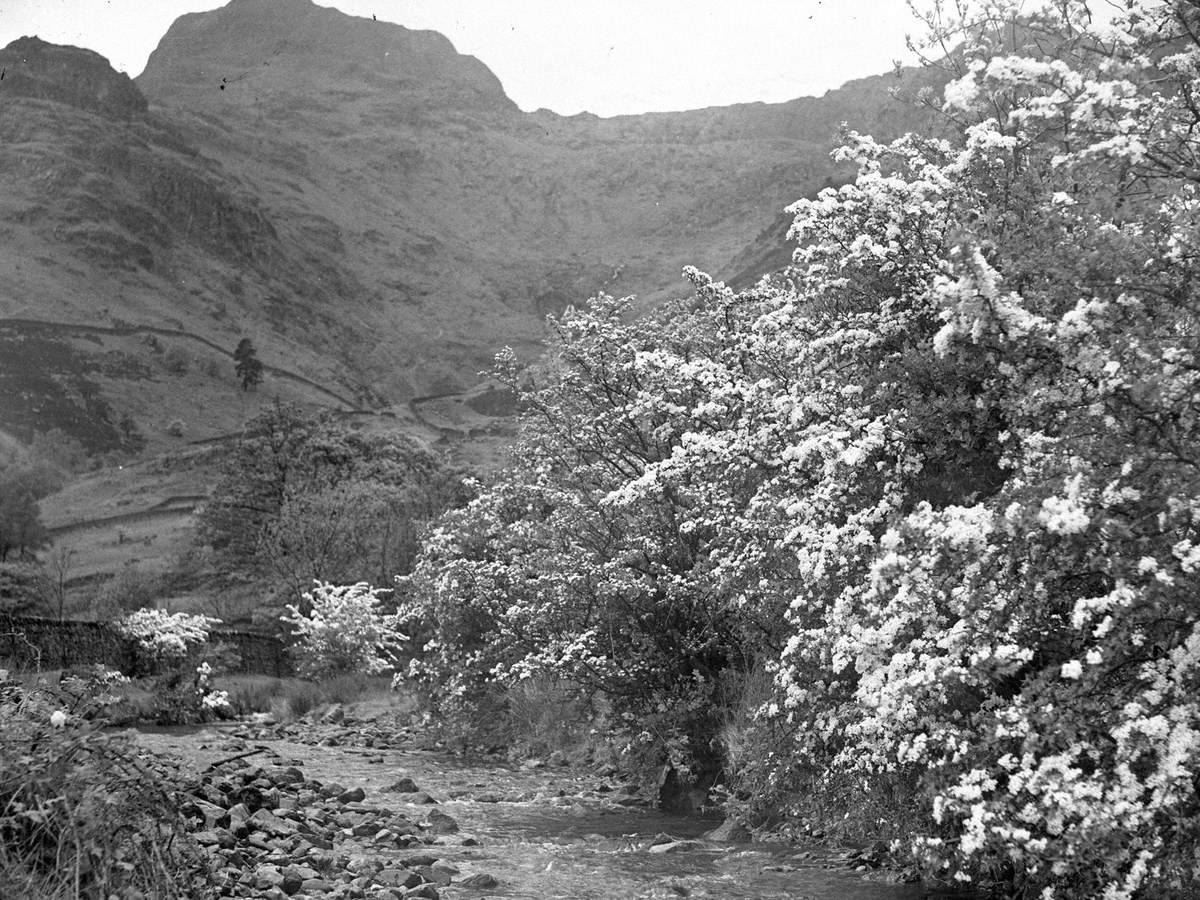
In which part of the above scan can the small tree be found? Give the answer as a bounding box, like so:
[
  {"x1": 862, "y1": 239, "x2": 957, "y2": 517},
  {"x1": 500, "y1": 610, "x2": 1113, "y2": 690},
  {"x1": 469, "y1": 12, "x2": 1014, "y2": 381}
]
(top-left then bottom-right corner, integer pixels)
[
  {"x1": 282, "y1": 581, "x2": 405, "y2": 680},
  {"x1": 0, "y1": 476, "x2": 48, "y2": 562},
  {"x1": 233, "y1": 337, "x2": 263, "y2": 392},
  {"x1": 37, "y1": 544, "x2": 76, "y2": 621}
]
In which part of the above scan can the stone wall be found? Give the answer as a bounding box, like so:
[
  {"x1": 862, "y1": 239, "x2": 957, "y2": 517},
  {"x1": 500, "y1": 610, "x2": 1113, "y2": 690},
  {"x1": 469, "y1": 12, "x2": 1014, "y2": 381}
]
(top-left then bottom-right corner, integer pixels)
[
  {"x1": 212, "y1": 628, "x2": 294, "y2": 678},
  {"x1": 0, "y1": 614, "x2": 292, "y2": 676}
]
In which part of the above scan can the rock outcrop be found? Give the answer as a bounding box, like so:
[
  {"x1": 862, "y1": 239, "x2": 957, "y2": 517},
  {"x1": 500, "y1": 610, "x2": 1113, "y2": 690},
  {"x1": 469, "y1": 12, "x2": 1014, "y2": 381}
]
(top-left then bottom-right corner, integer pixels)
[{"x1": 0, "y1": 36, "x2": 147, "y2": 119}]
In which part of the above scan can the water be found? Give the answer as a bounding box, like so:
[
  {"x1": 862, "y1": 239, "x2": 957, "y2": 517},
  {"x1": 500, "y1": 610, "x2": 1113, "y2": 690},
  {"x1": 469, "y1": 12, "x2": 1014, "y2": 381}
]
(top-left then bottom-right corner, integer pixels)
[{"x1": 135, "y1": 727, "x2": 939, "y2": 900}]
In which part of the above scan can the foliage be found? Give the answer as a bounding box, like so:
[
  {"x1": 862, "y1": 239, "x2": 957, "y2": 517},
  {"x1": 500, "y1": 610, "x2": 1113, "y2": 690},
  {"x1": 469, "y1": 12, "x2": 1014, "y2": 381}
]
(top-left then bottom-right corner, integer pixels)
[
  {"x1": 107, "y1": 610, "x2": 238, "y2": 723},
  {"x1": 402, "y1": 2, "x2": 1200, "y2": 896},
  {"x1": 232, "y1": 337, "x2": 263, "y2": 391},
  {"x1": 0, "y1": 669, "x2": 212, "y2": 898},
  {"x1": 399, "y1": 287, "x2": 793, "y2": 783},
  {"x1": 90, "y1": 562, "x2": 162, "y2": 620},
  {"x1": 0, "y1": 562, "x2": 48, "y2": 615},
  {"x1": 0, "y1": 462, "x2": 52, "y2": 562},
  {"x1": 282, "y1": 581, "x2": 405, "y2": 680},
  {"x1": 113, "y1": 608, "x2": 220, "y2": 669},
  {"x1": 200, "y1": 401, "x2": 466, "y2": 600}
]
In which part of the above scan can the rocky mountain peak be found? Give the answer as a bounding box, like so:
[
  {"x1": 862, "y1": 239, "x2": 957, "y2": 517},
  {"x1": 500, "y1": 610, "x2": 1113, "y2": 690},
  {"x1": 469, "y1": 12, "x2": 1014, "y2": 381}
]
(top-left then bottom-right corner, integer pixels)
[
  {"x1": 137, "y1": 0, "x2": 515, "y2": 112},
  {"x1": 0, "y1": 36, "x2": 148, "y2": 119}
]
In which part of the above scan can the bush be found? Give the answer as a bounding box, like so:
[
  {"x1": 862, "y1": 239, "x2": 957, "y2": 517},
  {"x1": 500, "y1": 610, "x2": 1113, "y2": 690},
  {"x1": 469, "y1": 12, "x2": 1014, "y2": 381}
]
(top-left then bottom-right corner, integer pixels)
[
  {"x1": 0, "y1": 670, "x2": 211, "y2": 898},
  {"x1": 282, "y1": 581, "x2": 405, "y2": 680},
  {"x1": 91, "y1": 565, "x2": 163, "y2": 620},
  {"x1": 278, "y1": 679, "x2": 325, "y2": 720},
  {"x1": 199, "y1": 356, "x2": 223, "y2": 379},
  {"x1": 163, "y1": 346, "x2": 190, "y2": 375},
  {"x1": 109, "y1": 611, "x2": 235, "y2": 723},
  {"x1": 113, "y1": 608, "x2": 220, "y2": 674}
]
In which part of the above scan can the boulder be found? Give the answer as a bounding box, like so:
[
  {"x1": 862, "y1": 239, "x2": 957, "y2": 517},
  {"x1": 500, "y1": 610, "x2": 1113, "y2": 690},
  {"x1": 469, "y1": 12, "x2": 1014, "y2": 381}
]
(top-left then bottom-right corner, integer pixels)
[
  {"x1": 457, "y1": 872, "x2": 499, "y2": 888},
  {"x1": 703, "y1": 818, "x2": 752, "y2": 842}
]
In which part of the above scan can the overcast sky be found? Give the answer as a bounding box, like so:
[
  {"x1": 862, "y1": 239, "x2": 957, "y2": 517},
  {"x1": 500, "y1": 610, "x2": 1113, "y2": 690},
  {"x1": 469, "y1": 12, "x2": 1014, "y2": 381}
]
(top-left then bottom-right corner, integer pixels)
[{"x1": 1, "y1": 0, "x2": 924, "y2": 117}]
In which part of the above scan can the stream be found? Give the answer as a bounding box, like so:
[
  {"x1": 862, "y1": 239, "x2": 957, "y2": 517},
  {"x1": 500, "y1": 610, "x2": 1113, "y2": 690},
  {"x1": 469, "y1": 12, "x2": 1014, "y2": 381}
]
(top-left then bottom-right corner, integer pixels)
[{"x1": 134, "y1": 724, "x2": 947, "y2": 900}]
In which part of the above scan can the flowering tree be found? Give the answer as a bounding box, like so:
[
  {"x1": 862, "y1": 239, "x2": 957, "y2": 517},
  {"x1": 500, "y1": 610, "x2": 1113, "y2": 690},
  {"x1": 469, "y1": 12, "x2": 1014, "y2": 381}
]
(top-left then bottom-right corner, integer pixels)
[
  {"x1": 403, "y1": 1, "x2": 1200, "y2": 895},
  {"x1": 282, "y1": 581, "x2": 405, "y2": 680},
  {"x1": 743, "y1": 2, "x2": 1200, "y2": 895},
  {"x1": 399, "y1": 287, "x2": 800, "y2": 777}
]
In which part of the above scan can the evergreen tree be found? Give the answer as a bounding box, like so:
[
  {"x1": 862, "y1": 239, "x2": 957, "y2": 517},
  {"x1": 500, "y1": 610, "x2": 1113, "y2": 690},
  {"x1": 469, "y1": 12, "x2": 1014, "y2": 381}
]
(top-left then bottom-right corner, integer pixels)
[{"x1": 233, "y1": 337, "x2": 263, "y2": 392}]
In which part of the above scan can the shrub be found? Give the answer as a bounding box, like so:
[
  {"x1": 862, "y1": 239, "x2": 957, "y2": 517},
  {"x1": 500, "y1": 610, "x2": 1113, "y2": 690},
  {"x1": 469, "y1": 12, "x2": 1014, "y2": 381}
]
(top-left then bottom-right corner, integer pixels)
[
  {"x1": 114, "y1": 608, "x2": 220, "y2": 672},
  {"x1": 279, "y1": 679, "x2": 324, "y2": 720},
  {"x1": 282, "y1": 581, "x2": 405, "y2": 680},
  {"x1": 163, "y1": 346, "x2": 190, "y2": 375},
  {"x1": 199, "y1": 356, "x2": 222, "y2": 379},
  {"x1": 91, "y1": 565, "x2": 163, "y2": 619}
]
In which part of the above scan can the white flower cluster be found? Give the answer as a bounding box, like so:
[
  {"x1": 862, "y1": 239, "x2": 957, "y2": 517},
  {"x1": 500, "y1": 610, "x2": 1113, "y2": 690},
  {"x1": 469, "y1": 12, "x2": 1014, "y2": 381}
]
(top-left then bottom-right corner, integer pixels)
[
  {"x1": 282, "y1": 581, "x2": 406, "y2": 680},
  {"x1": 114, "y1": 609, "x2": 221, "y2": 660}
]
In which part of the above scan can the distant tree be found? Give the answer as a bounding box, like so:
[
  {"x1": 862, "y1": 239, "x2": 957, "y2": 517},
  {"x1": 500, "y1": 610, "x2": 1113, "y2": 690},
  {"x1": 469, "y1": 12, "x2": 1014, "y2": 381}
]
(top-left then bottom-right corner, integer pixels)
[
  {"x1": 37, "y1": 543, "x2": 77, "y2": 621},
  {"x1": 0, "y1": 448, "x2": 60, "y2": 564},
  {"x1": 0, "y1": 475, "x2": 48, "y2": 562},
  {"x1": 233, "y1": 338, "x2": 264, "y2": 392},
  {"x1": 117, "y1": 412, "x2": 143, "y2": 449},
  {"x1": 90, "y1": 563, "x2": 161, "y2": 621},
  {"x1": 199, "y1": 402, "x2": 466, "y2": 600}
]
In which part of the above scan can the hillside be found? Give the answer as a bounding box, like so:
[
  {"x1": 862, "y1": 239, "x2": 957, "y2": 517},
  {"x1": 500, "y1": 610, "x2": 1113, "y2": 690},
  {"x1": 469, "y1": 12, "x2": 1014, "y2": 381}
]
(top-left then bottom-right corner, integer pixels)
[
  {"x1": 0, "y1": 0, "x2": 940, "y2": 608},
  {"x1": 2, "y1": 0, "x2": 938, "y2": 453},
  {"x1": 135, "y1": 0, "x2": 939, "y2": 402}
]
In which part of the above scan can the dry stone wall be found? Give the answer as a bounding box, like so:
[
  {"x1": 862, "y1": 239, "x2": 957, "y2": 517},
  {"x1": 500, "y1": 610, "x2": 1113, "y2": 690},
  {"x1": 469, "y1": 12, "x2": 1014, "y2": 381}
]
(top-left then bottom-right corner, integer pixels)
[{"x1": 0, "y1": 614, "x2": 292, "y2": 676}]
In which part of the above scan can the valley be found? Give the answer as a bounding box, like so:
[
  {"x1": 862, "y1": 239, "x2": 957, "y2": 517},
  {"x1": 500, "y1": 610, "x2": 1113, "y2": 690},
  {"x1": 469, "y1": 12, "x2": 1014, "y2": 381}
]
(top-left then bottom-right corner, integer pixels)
[{"x1": 0, "y1": 0, "x2": 934, "y2": 615}]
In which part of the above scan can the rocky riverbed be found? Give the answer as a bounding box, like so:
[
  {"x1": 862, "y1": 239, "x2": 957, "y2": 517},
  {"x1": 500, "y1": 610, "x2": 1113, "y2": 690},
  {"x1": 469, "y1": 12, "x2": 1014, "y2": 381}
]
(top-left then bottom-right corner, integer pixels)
[{"x1": 132, "y1": 710, "x2": 939, "y2": 900}]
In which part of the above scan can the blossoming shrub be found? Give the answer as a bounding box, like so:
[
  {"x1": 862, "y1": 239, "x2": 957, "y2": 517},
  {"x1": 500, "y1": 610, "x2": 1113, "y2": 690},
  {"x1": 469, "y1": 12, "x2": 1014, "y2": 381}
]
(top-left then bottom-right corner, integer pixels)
[
  {"x1": 283, "y1": 581, "x2": 405, "y2": 680},
  {"x1": 112, "y1": 609, "x2": 239, "y2": 722},
  {"x1": 399, "y1": 287, "x2": 800, "y2": 782},
  {"x1": 114, "y1": 608, "x2": 221, "y2": 673},
  {"x1": 403, "y1": 1, "x2": 1200, "y2": 895},
  {"x1": 741, "y1": 2, "x2": 1200, "y2": 895}
]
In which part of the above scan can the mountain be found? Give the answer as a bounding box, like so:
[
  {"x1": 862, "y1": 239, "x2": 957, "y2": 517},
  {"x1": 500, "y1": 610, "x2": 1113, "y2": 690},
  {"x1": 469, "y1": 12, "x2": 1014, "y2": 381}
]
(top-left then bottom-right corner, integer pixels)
[{"x1": 0, "y1": 0, "x2": 940, "y2": 456}]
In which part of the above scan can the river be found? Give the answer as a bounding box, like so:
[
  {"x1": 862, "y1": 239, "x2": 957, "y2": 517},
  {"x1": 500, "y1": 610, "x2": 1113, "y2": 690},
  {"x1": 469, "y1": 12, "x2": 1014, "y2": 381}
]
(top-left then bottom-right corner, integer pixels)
[{"x1": 132, "y1": 723, "x2": 967, "y2": 900}]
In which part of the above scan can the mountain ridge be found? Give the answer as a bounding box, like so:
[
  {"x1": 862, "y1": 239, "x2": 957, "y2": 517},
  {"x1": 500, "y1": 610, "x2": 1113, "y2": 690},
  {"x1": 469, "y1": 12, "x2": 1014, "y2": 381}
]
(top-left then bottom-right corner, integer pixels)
[{"x1": 1, "y1": 0, "x2": 941, "y2": 456}]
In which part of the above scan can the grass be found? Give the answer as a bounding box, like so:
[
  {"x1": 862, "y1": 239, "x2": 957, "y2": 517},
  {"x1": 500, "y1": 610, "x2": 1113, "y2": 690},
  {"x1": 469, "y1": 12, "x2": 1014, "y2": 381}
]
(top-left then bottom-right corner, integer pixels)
[
  {"x1": 0, "y1": 673, "x2": 211, "y2": 898},
  {"x1": 215, "y1": 673, "x2": 406, "y2": 722}
]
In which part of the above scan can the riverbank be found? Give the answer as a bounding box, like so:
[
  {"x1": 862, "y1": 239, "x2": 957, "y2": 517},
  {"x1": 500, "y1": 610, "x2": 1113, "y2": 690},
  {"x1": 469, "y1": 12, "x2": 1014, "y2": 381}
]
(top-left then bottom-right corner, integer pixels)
[{"x1": 131, "y1": 706, "x2": 939, "y2": 900}]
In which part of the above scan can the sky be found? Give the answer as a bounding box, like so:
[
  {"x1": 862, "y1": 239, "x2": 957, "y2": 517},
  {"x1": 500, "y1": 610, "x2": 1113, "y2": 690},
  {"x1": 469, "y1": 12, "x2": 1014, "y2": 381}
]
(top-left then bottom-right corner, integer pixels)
[{"x1": 0, "y1": 0, "x2": 925, "y2": 117}]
